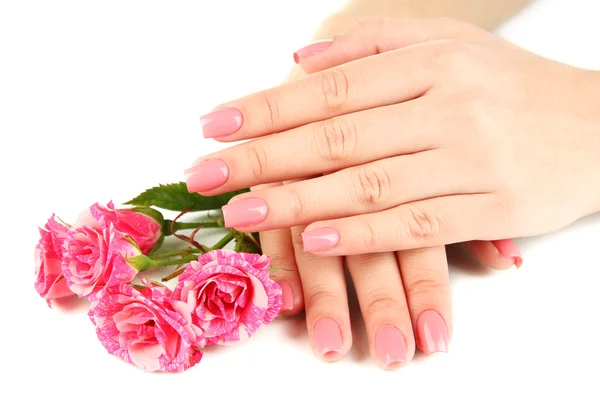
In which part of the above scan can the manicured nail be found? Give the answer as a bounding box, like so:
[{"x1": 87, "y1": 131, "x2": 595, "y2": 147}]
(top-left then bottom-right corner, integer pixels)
[
  {"x1": 301, "y1": 227, "x2": 339, "y2": 253},
  {"x1": 313, "y1": 317, "x2": 343, "y2": 360},
  {"x1": 492, "y1": 239, "x2": 523, "y2": 268},
  {"x1": 185, "y1": 159, "x2": 229, "y2": 192},
  {"x1": 417, "y1": 310, "x2": 449, "y2": 356},
  {"x1": 279, "y1": 281, "x2": 294, "y2": 312},
  {"x1": 222, "y1": 197, "x2": 268, "y2": 228},
  {"x1": 200, "y1": 107, "x2": 243, "y2": 138},
  {"x1": 374, "y1": 325, "x2": 407, "y2": 369},
  {"x1": 293, "y1": 40, "x2": 333, "y2": 63}
]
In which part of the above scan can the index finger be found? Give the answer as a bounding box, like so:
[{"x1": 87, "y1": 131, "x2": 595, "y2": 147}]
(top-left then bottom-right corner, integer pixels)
[{"x1": 199, "y1": 42, "x2": 441, "y2": 141}]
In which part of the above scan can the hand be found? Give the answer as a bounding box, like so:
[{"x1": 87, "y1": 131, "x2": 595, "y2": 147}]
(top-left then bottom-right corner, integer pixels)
[
  {"x1": 186, "y1": 18, "x2": 600, "y2": 256},
  {"x1": 198, "y1": 18, "x2": 524, "y2": 369}
]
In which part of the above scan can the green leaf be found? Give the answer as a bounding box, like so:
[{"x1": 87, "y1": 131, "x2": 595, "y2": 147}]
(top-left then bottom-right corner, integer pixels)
[{"x1": 125, "y1": 182, "x2": 249, "y2": 212}]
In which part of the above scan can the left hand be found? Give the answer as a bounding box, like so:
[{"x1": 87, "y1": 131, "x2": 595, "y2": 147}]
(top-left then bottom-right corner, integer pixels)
[{"x1": 185, "y1": 18, "x2": 599, "y2": 255}]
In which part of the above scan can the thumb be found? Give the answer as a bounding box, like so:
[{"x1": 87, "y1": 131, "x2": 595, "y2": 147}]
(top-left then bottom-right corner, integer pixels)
[{"x1": 294, "y1": 17, "x2": 484, "y2": 74}]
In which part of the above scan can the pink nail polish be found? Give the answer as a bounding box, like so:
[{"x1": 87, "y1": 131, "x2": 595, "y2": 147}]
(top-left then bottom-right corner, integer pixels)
[
  {"x1": 313, "y1": 317, "x2": 343, "y2": 360},
  {"x1": 417, "y1": 310, "x2": 449, "y2": 356},
  {"x1": 374, "y1": 325, "x2": 407, "y2": 369},
  {"x1": 301, "y1": 227, "x2": 339, "y2": 253},
  {"x1": 293, "y1": 40, "x2": 333, "y2": 63},
  {"x1": 185, "y1": 159, "x2": 229, "y2": 192},
  {"x1": 279, "y1": 281, "x2": 294, "y2": 311},
  {"x1": 200, "y1": 108, "x2": 243, "y2": 138},
  {"x1": 222, "y1": 197, "x2": 268, "y2": 228},
  {"x1": 492, "y1": 239, "x2": 523, "y2": 268}
]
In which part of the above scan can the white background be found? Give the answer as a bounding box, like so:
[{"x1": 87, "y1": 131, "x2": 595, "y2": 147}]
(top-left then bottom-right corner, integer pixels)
[{"x1": 1, "y1": 0, "x2": 600, "y2": 398}]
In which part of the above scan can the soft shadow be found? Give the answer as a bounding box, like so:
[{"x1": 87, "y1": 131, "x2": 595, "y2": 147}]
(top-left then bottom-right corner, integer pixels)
[
  {"x1": 280, "y1": 312, "x2": 308, "y2": 341},
  {"x1": 51, "y1": 295, "x2": 90, "y2": 313},
  {"x1": 346, "y1": 270, "x2": 369, "y2": 363},
  {"x1": 446, "y1": 243, "x2": 491, "y2": 277}
]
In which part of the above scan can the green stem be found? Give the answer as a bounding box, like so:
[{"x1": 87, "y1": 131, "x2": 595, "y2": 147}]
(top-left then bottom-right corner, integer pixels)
[
  {"x1": 171, "y1": 221, "x2": 221, "y2": 231},
  {"x1": 149, "y1": 248, "x2": 202, "y2": 259},
  {"x1": 148, "y1": 254, "x2": 200, "y2": 268},
  {"x1": 209, "y1": 231, "x2": 235, "y2": 250}
]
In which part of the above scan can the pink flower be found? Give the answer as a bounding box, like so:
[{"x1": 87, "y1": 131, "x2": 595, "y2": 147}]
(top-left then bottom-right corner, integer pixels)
[
  {"x1": 173, "y1": 249, "x2": 282, "y2": 347},
  {"x1": 62, "y1": 209, "x2": 141, "y2": 299},
  {"x1": 88, "y1": 283, "x2": 202, "y2": 372},
  {"x1": 90, "y1": 201, "x2": 162, "y2": 255},
  {"x1": 34, "y1": 215, "x2": 74, "y2": 301}
]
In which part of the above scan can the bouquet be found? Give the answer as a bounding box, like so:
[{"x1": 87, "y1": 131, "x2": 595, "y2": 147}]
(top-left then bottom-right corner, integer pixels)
[{"x1": 34, "y1": 183, "x2": 282, "y2": 372}]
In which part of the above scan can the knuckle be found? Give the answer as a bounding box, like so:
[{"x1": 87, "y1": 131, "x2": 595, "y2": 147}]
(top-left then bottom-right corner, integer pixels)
[
  {"x1": 260, "y1": 91, "x2": 280, "y2": 131},
  {"x1": 320, "y1": 69, "x2": 350, "y2": 112},
  {"x1": 433, "y1": 40, "x2": 475, "y2": 71},
  {"x1": 287, "y1": 188, "x2": 305, "y2": 220},
  {"x1": 404, "y1": 204, "x2": 441, "y2": 241},
  {"x1": 353, "y1": 165, "x2": 392, "y2": 207},
  {"x1": 361, "y1": 220, "x2": 377, "y2": 249},
  {"x1": 305, "y1": 286, "x2": 340, "y2": 309},
  {"x1": 365, "y1": 290, "x2": 402, "y2": 318},
  {"x1": 404, "y1": 277, "x2": 443, "y2": 298},
  {"x1": 314, "y1": 118, "x2": 358, "y2": 163},
  {"x1": 246, "y1": 144, "x2": 269, "y2": 180}
]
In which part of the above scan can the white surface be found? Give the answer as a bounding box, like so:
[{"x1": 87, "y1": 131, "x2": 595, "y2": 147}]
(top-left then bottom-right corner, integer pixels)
[{"x1": 1, "y1": 0, "x2": 600, "y2": 398}]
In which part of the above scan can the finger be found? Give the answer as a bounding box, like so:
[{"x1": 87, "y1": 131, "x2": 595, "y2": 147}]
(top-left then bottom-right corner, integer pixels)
[
  {"x1": 465, "y1": 239, "x2": 523, "y2": 270},
  {"x1": 220, "y1": 150, "x2": 487, "y2": 231},
  {"x1": 396, "y1": 246, "x2": 451, "y2": 356},
  {"x1": 199, "y1": 42, "x2": 442, "y2": 142},
  {"x1": 301, "y1": 193, "x2": 511, "y2": 255},
  {"x1": 346, "y1": 252, "x2": 414, "y2": 369},
  {"x1": 296, "y1": 17, "x2": 487, "y2": 73},
  {"x1": 188, "y1": 99, "x2": 440, "y2": 194},
  {"x1": 290, "y1": 224, "x2": 352, "y2": 361}
]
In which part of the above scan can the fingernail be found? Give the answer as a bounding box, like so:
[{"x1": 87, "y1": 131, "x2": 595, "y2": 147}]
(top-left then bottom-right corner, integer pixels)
[
  {"x1": 222, "y1": 197, "x2": 268, "y2": 228},
  {"x1": 279, "y1": 281, "x2": 294, "y2": 311},
  {"x1": 301, "y1": 227, "x2": 339, "y2": 253},
  {"x1": 185, "y1": 159, "x2": 229, "y2": 192},
  {"x1": 200, "y1": 107, "x2": 243, "y2": 138},
  {"x1": 313, "y1": 317, "x2": 343, "y2": 360},
  {"x1": 374, "y1": 325, "x2": 407, "y2": 369},
  {"x1": 417, "y1": 310, "x2": 449, "y2": 356},
  {"x1": 492, "y1": 239, "x2": 523, "y2": 268},
  {"x1": 293, "y1": 40, "x2": 333, "y2": 63}
]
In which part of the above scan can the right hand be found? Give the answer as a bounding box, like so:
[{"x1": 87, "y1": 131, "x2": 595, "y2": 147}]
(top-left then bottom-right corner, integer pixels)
[{"x1": 248, "y1": 23, "x2": 522, "y2": 368}]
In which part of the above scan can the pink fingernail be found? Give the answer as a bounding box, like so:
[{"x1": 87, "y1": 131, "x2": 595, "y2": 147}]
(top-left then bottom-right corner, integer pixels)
[
  {"x1": 293, "y1": 40, "x2": 333, "y2": 63},
  {"x1": 200, "y1": 107, "x2": 243, "y2": 138},
  {"x1": 374, "y1": 325, "x2": 407, "y2": 370},
  {"x1": 185, "y1": 159, "x2": 229, "y2": 192},
  {"x1": 313, "y1": 317, "x2": 343, "y2": 360},
  {"x1": 417, "y1": 310, "x2": 449, "y2": 356},
  {"x1": 492, "y1": 239, "x2": 523, "y2": 268},
  {"x1": 301, "y1": 227, "x2": 339, "y2": 253},
  {"x1": 279, "y1": 281, "x2": 294, "y2": 311},
  {"x1": 222, "y1": 197, "x2": 268, "y2": 228}
]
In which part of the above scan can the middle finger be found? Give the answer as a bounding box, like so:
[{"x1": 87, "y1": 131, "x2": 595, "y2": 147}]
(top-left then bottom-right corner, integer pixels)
[{"x1": 219, "y1": 150, "x2": 487, "y2": 231}]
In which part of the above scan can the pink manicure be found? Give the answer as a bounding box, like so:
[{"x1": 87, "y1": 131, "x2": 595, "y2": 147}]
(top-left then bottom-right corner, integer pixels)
[
  {"x1": 222, "y1": 197, "x2": 268, "y2": 228},
  {"x1": 200, "y1": 108, "x2": 243, "y2": 138},
  {"x1": 313, "y1": 317, "x2": 343, "y2": 360},
  {"x1": 279, "y1": 281, "x2": 294, "y2": 312},
  {"x1": 492, "y1": 239, "x2": 523, "y2": 268},
  {"x1": 417, "y1": 310, "x2": 449, "y2": 356},
  {"x1": 301, "y1": 227, "x2": 339, "y2": 253},
  {"x1": 293, "y1": 40, "x2": 333, "y2": 63},
  {"x1": 374, "y1": 326, "x2": 407, "y2": 369},
  {"x1": 185, "y1": 159, "x2": 229, "y2": 192}
]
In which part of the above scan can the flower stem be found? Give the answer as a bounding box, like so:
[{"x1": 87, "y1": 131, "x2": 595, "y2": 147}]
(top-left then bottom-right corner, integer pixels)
[
  {"x1": 170, "y1": 221, "x2": 221, "y2": 231},
  {"x1": 148, "y1": 254, "x2": 200, "y2": 268},
  {"x1": 149, "y1": 248, "x2": 202, "y2": 259},
  {"x1": 210, "y1": 231, "x2": 235, "y2": 251}
]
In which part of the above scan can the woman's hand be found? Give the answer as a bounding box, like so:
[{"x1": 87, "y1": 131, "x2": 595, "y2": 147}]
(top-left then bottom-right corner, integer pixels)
[{"x1": 186, "y1": 18, "x2": 600, "y2": 256}]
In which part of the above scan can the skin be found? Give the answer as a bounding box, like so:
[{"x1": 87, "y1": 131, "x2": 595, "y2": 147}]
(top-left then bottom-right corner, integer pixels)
[{"x1": 193, "y1": 0, "x2": 562, "y2": 369}]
